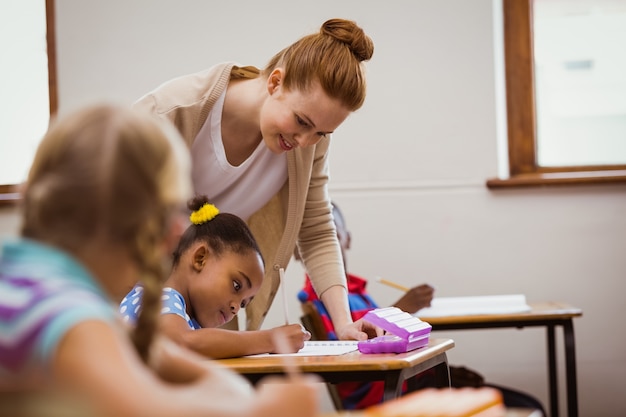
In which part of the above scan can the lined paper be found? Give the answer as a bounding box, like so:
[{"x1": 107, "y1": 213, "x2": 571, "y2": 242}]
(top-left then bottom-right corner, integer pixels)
[{"x1": 245, "y1": 340, "x2": 359, "y2": 357}]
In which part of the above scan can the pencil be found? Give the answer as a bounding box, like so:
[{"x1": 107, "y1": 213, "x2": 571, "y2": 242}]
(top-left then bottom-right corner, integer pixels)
[
  {"x1": 272, "y1": 331, "x2": 301, "y2": 380},
  {"x1": 280, "y1": 267, "x2": 290, "y2": 325},
  {"x1": 375, "y1": 276, "x2": 410, "y2": 292}
]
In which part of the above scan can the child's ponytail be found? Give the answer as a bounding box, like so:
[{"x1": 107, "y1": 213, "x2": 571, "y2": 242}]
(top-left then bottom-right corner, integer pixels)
[{"x1": 129, "y1": 211, "x2": 169, "y2": 363}]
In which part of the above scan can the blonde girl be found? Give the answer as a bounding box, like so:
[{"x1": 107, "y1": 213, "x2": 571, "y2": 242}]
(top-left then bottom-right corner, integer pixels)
[{"x1": 0, "y1": 104, "x2": 319, "y2": 417}]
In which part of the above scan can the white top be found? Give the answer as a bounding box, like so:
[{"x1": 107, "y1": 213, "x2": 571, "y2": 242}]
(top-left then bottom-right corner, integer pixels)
[{"x1": 190, "y1": 90, "x2": 287, "y2": 221}]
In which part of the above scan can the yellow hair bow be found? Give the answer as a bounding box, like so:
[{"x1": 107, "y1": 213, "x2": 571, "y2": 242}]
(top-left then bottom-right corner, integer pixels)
[{"x1": 189, "y1": 203, "x2": 219, "y2": 225}]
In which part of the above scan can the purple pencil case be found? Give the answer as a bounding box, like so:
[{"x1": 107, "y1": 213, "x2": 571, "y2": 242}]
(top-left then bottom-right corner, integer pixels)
[{"x1": 357, "y1": 307, "x2": 432, "y2": 354}]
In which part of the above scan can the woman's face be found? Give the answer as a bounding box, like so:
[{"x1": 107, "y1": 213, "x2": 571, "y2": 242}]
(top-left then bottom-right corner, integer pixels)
[
  {"x1": 260, "y1": 69, "x2": 350, "y2": 154},
  {"x1": 188, "y1": 249, "x2": 264, "y2": 328}
]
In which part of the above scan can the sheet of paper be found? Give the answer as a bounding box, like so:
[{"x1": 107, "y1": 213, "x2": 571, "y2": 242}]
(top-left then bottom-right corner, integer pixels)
[
  {"x1": 245, "y1": 340, "x2": 359, "y2": 357},
  {"x1": 414, "y1": 294, "x2": 531, "y2": 318}
]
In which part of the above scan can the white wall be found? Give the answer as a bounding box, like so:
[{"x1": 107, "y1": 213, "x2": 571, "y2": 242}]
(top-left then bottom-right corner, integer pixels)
[{"x1": 1, "y1": 1, "x2": 624, "y2": 415}]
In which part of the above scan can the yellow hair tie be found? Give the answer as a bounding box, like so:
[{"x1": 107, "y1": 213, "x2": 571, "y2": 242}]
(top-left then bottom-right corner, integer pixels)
[{"x1": 189, "y1": 203, "x2": 220, "y2": 225}]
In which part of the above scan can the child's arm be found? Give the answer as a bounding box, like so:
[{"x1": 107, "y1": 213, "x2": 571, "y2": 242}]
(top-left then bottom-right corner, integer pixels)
[
  {"x1": 151, "y1": 324, "x2": 322, "y2": 417},
  {"x1": 52, "y1": 319, "x2": 253, "y2": 417},
  {"x1": 148, "y1": 333, "x2": 254, "y2": 384},
  {"x1": 53, "y1": 319, "x2": 320, "y2": 417},
  {"x1": 392, "y1": 284, "x2": 435, "y2": 314},
  {"x1": 159, "y1": 314, "x2": 311, "y2": 358}
]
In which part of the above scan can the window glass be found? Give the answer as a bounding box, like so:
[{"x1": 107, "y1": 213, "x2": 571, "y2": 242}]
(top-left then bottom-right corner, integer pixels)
[
  {"x1": 534, "y1": 0, "x2": 626, "y2": 167},
  {"x1": 0, "y1": 1, "x2": 50, "y2": 185}
]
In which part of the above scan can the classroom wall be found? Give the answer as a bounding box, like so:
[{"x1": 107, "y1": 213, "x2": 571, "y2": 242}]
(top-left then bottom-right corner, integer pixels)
[{"x1": 1, "y1": 1, "x2": 624, "y2": 415}]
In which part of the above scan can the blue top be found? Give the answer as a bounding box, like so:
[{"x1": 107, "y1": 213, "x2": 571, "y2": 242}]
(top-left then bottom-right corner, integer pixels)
[
  {"x1": 120, "y1": 286, "x2": 200, "y2": 330},
  {"x1": 0, "y1": 238, "x2": 114, "y2": 380}
]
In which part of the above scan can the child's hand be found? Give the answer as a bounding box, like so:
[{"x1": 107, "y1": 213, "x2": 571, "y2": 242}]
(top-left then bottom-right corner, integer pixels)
[
  {"x1": 268, "y1": 324, "x2": 311, "y2": 353},
  {"x1": 393, "y1": 284, "x2": 435, "y2": 314}
]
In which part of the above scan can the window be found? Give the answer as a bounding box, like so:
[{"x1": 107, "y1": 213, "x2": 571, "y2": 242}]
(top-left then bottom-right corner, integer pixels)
[
  {"x1": 487, "y1": 0, "x2": 626, "y2": 188},
  {"x1": 0, "y1": 0, "x2": 57, "y2": 205}
]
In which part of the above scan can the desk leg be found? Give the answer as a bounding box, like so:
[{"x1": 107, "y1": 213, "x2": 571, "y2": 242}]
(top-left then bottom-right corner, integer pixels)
[
  {"x1": 382, "y1": 354, "x2": 451, "y2": 402},
  {"x1": 563, "y1": 319, "x2": 578, "y2": 417},
  {"x1": 433, "y1": 361, "x2": 451, "y2": 389},
  {"x1": 547, "y1": 325, "x2": 559, "y2": 417},
  {"x1": 382, "y1": 371, "x2": 405, "y2": 402},
  {"x1": 405, "y1": 362, "x2": 451, "y2": 393}
]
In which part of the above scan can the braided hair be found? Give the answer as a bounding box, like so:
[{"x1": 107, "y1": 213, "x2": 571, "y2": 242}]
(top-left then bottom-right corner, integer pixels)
[{"x1": 22, "y1": 104, "x2": 192, "y2": 363}]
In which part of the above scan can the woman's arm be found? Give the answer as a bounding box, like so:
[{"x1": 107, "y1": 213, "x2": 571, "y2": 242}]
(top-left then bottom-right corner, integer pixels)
[
  {"x1": 296, "y1": 141, "x2": 355, "y2": 335},
  {"x1": 319, "y1": 285, "x2": 381, "y2": 341}
]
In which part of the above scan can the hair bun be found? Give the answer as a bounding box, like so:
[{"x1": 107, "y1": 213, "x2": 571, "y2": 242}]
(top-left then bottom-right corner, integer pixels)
[{"x1": 321, "y1": 18, "x2": 374, "y2": 62}]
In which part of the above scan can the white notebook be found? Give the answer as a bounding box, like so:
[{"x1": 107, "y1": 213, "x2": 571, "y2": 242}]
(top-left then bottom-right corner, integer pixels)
[
  {"x1": 245, "y1": 340, "x2": 359, "y2": 357},
  {"x1": 415, "y1": 294, "x2": 531, "y2": 318}
]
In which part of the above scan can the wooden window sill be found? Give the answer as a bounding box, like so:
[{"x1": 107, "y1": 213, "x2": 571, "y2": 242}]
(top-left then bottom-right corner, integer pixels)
[
  {"x1": 486, "y1": 169, "x2": 626, "y2": 188},
  {"x1": 0, "y1": 185, "x2": 22, "y2": 208}
]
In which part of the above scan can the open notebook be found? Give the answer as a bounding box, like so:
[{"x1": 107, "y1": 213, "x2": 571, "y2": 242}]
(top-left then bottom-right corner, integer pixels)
[
  {"x1": 415, "y1": 294, "x2": 531, "y2": 318},
  {"x1": 245, "y1": 340, "x2": 359, "y2": 357}
]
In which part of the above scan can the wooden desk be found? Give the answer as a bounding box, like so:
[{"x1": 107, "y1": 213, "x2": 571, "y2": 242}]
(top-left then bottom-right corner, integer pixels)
[
  {"x1": 418, "y1": 302, "x2": 582, "y2": 417},
  {"x1": 217, "y1": 338, "x2": 454, "y2": 402}
]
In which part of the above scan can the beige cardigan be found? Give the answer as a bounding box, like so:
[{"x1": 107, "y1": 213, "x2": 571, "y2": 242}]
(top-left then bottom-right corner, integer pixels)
[{"x1": 134, "y1": 62, "x2": 347, "y2": 330}]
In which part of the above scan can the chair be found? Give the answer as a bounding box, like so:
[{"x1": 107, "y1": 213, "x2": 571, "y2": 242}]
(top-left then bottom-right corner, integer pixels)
[{"x1": 300, "y1": 301, "x2": 329, "y2": 341}]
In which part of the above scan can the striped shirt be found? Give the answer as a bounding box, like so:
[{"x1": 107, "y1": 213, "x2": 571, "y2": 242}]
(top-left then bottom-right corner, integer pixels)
[{"x1": 0, "y1": 239, "x2": 114, "y2": 383}]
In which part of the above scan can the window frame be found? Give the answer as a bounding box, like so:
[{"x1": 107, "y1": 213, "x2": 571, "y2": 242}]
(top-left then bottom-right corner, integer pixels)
[
  {"x1": 0, "y1": 0, "x2": 57, "y2": 206},
  {"x1": 486, "y1": 0, "x2": 626, "y2": 188},
  {"x1": 2, "y1": 1, "x2": 624, "y2": 200}
]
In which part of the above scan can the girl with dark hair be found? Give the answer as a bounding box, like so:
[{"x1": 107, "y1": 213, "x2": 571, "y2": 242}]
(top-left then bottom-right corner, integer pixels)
[{"x1": 121, "y1": 195, "x2": 311, "y2": 358}]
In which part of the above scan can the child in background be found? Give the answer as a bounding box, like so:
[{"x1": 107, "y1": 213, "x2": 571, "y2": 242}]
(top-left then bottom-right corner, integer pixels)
[
  {"x1": 298, "y1": 202, "x2": 434, "y2": 339},
  {"x1": 120, "y1": 195, "x2": 311, "y2": 358},
  {"x1": 0, "y1": 104, "x2": 320, "y2": 417},
  {"x1": 298, "y1": 202, "x2": 546, "y2": 415},
  {"x1": 297, "y1": 202, "x2": 435, "y2": 409}
]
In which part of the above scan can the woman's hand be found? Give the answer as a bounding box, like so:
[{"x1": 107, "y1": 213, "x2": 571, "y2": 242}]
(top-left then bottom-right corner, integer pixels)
[{"x1": 335, "y1": 318, "x2": 383, "y2": 341}]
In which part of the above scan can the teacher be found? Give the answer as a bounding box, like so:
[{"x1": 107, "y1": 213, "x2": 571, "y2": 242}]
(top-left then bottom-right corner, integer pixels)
[{"x1": 134, "y1": 18, "x2": 376, "y2": 340}]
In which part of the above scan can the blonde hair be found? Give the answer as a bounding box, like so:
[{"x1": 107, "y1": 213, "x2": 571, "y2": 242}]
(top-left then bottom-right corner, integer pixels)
[
  {"x1": 263, "y1": 18, "x2": 374, "y2": 111},
  {"x1": 21, "y1": 104, "x2": 191, "y2": 362}
]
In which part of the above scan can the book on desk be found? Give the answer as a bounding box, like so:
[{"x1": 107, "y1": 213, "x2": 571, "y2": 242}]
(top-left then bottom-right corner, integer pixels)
[
  {"x1": 323, "y1": 387, "x2": 506, "y2": 417},
  {"x1": 415, "y1": 294, "x2": 531, "y2": 318}
]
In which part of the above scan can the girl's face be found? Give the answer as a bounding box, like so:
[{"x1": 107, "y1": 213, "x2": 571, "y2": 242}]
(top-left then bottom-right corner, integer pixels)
[
  {"x1": 188, "y1": 249, "x2": 264, "y2": 328},
  {"x1": 260, "y1": 68, "x2": 350, "y2": 154}
]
